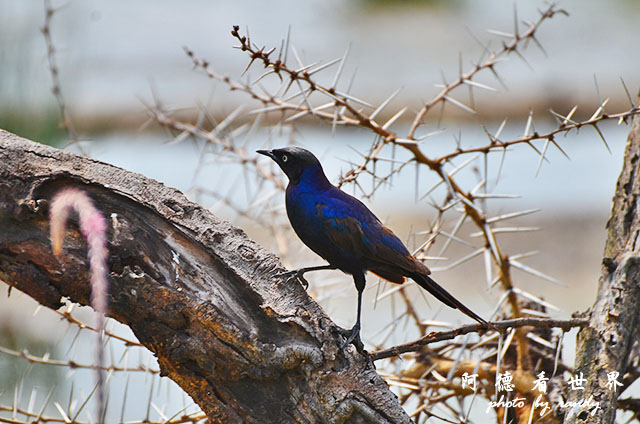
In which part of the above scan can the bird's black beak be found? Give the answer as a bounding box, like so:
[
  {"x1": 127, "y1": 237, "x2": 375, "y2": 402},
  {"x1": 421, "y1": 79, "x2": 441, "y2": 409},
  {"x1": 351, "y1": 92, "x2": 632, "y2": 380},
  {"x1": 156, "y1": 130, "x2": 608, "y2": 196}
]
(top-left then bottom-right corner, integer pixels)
[{"x1": 257, "y1": 149, "x2": 276, "y2": 160}]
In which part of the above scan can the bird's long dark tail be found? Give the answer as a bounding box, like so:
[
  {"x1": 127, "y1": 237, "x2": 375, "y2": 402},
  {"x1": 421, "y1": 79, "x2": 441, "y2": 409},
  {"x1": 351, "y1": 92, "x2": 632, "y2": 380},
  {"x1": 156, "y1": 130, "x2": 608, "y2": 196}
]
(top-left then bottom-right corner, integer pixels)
[{"x1": 411, "y1": 272, "x2": 491, "y2": 327}]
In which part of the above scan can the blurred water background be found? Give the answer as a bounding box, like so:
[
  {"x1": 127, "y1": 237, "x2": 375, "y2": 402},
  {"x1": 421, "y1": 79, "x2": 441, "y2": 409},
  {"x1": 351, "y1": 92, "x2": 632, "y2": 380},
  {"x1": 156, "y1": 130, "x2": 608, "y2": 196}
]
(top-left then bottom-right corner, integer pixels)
[{"x1": 1, "y1": 0, "x2": 639, "y2": 422}]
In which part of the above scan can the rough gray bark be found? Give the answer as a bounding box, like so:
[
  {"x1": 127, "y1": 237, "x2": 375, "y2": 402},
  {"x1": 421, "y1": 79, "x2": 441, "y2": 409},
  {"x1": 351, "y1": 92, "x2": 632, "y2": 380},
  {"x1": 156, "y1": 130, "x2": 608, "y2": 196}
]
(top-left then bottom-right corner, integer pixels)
[
  {"x1": 564, "y1": 115, "x2": 640, "y2": 423},
  {"x1": 0, "y1": 129, "x2": 411, "y2": 424}
]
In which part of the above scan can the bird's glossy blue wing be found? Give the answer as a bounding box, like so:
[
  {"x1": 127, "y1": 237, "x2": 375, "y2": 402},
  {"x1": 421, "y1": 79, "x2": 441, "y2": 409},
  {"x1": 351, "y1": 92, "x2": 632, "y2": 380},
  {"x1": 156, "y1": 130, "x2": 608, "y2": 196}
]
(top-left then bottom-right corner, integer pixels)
[{"x1": 315, "y1": 190, "x2": 427, "y2": 277}]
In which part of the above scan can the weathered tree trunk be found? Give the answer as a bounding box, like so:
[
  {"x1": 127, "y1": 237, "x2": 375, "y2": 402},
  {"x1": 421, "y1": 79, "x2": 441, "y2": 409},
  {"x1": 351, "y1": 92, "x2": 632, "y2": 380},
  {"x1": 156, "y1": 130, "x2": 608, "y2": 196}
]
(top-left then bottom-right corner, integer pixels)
[
  {"x1": 0, "y1": 130, "x2": 411, "y2": 424},
  {"x1": 564, "y1": 115, "x2": 640, "y2": 423}
]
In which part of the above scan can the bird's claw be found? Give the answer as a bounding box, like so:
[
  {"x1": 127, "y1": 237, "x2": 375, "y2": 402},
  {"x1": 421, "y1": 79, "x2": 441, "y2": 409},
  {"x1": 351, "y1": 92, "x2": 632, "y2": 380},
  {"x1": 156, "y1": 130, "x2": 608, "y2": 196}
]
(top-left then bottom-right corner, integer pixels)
[
  {"x1": 339, "y1": 323, "x2": 365, "y2": 354},
  {"x1": 275, "y1": 269, "x2": 309, "y2": 289}
]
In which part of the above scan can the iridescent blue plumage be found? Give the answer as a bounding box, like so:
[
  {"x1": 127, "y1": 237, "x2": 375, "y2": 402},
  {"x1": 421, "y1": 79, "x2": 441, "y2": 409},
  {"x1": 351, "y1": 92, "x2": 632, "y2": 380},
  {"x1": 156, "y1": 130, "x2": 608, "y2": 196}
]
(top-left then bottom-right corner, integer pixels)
[{"x1": 258, "y1": 147, "x2": 488, "y2": 349}]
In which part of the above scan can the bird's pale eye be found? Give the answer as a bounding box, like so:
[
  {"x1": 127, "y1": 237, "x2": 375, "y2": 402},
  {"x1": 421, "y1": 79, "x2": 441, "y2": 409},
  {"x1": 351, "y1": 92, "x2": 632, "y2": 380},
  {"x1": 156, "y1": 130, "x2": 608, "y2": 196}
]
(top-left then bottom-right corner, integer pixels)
[{"x1": 282, "y1": 154, "x2": 288, "y2": 162}]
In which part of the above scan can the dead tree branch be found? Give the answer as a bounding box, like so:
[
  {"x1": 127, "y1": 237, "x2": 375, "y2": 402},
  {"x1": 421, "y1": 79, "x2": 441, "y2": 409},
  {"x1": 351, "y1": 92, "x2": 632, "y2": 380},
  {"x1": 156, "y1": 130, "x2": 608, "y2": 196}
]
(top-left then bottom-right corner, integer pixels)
[
  {"x1": 565, "y1": 113, "x2": 640, "y2": 423},
  {"x1": 0, "y1": 130, "x2": 411, "y2": 424},
  {"x1": 371, "y1": 317, "x2": 589, "y2": 361}
]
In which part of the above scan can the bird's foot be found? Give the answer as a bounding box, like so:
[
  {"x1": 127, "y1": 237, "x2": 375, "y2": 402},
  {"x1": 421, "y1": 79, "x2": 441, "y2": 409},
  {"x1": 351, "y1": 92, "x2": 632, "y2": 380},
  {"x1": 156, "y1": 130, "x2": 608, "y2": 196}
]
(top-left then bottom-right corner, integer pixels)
[
  {"x1": 275, "y1": 269, "x2": 309, "y2": 289},
  {"x1": 339, "y1": 323, "x2": 365, "y2": 354}
]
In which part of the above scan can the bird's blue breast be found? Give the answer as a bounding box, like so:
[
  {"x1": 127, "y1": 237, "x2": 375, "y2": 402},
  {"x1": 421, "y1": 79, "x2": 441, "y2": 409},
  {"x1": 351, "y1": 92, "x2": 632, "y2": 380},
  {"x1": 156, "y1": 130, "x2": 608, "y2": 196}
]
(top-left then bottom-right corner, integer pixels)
[{"x1": 285, "y1": 166, "x2": 410, "y2": 273}]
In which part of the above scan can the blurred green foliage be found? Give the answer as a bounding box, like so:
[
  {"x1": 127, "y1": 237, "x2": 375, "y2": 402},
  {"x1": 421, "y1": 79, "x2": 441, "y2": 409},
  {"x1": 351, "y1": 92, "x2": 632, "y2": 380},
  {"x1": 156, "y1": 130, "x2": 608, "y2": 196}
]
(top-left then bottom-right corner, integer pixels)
[
  {"x1": 0, "y1": 320, "x2": 60, "y2": 392},
  {"x1": 0, "y1": 108, "x2": 65, "y2": 147},
  {"x1": 360, "y1": 0, "x2": 461, "y2": 9}
]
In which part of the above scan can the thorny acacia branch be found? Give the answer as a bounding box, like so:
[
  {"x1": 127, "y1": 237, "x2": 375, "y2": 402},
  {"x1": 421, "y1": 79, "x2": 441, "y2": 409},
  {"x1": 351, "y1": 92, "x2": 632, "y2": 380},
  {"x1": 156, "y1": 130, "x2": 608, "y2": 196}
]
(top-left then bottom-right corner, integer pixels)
[
  {"x1": 42, "y1": 0, "x2": 79, "y2": 149},
  {"x1": 5, "y1": 2, "x2": 635, "y2": 422},
  {"x1": 146, "y1": 6, "x2": 640, "y2": 421},
  {"x1": 0, "y1": 344, "x2": 160, "y2": 374},
  {"x1": 171, "y1": 3, "x2": 640, "y2": 379},
  {"x1": 371, "y1": 317, "x2": 589, "y2": 361}
]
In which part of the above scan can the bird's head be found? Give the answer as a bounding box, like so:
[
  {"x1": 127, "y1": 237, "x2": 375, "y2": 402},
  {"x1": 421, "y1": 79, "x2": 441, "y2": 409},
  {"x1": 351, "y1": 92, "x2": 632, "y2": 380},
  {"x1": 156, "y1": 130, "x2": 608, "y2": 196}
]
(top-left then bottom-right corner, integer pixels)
[{"x1": 257, "y1": 147, "x2": 324, "y2": 183}]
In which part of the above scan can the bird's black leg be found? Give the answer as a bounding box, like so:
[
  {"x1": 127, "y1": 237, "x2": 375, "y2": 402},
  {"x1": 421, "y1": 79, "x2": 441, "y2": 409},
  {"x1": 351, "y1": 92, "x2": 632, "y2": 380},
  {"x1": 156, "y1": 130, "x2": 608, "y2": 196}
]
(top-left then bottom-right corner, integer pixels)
[
  {"x1": 340, "y1": 272, "x2": 366, "y2": 353},
  {"x1": 275, "y1": 264, "x2": 337, "y2": 289}
]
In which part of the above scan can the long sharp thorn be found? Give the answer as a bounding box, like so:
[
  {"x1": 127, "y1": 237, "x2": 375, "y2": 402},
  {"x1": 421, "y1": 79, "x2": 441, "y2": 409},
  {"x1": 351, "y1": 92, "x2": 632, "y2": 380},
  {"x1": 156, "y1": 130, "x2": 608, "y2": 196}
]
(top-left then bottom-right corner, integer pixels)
[
  {"x1": 282, "y1": 85, "x2": 309, "y2": 102},
  {"x1": 437, "y1": 98, "x2": 446, "y2": 127},
  {"x1": 308, "y1": 57, "x2": 341, "y2": 76},
  {"x1": 550, "y1": 139, "x2": 570, "y2": 160},
  {"x1": 332, "y1": 43, "x2": 351, "y2": 89},
  {"x1": 489, "y1": 290, "x2": 511, "y2": 318},
  {"x1": 484, "y1": 249, "x2": 493, "y2": 288},
  {"x1": 513, "y1": 287, "x2": 560, "y2": 311},
  {"x1": 620, "y1": 77, "x2": 636, "y2": 108},
  {"x1": 36, "y1": 386, "x2": 56, "y2": 422},
  {"x1": 443, "y1": 96, "x2": 477, "y2": 114},
  {"x1": 523, "y1": 111, "x2": 534, "y2": 137},
  {"x1": 501, "y1": 328, "x2": 516, "y2": 360},
  {"x1": 535, "y1": 138, "x2": 551, "y2": 176},
  {"x1": 470, "y1": 227, "x2": 539, "y2": 237},
  {"x1": 433, "y1": 248, "x2": 483, "y2": 272},
  {"x1": 531, "y1": 34, "x2": 547, "y2": 56},
  {"x1": 510, "y1": 259, "x2": 566, "y2": 286},
  {"x1": 463, "y1": 79, "x2": 497, "y2": 92},
  {"x1": 438, "y1": 213, "x2": 467, "y2": 256},
  {"x1": 526, "y1": 140, "x2": 546, "y2": 158},
  {"x1": 283, "y1": 25, "x2": 291, "y2": 64},
  {"x1": 489, "y1": 65, "x2": 507, "y2": 89},
  {"x1": 281, "y1": 77, "x2": 296, "y2": 97},
  {"x1": 565, "y1": 105, "x2": 578, "y2": 125},
  {"x1": 510, "y1": 250, "x2": 539, "y2": 261},
  {"x1": 487, "y1": 29, "x2": 514, "y2": 38},
  {"x1": 331, "y1": 107, "x2": 340, "y2": 135},
  {"x1": 496, "y1": 333, "x2": 503, "y2": 389},
  {"x1": 548, "y1": 109, "x2": 565, "y2": 125},
  {"x1": 145, "y1": 375, "x2": 155, "y2": 422},
  {"x1": 54, "y1": 402, "x2": 71, "y2": 423},
  {"x1": 593, "y1": 74, "x2": 603, "y2": 106},
  {"x1": 437, "y1": 229, "x2": 474, "y2": 249},
  {"x1": 285, "y1": 102, "x2": 333, "y2": 123},
  {"x1": 284, "y1": 110, "x2": 310, "y2": 123},
  {"x1": 484, "y1": 224, "x2": 502, "y2": 266},
  {"x1": 593, "y1": 123, "x2": 612, "y2": 153},
  {"x1": 473, "y1": 193, "x2": 520, "y2": 199},
  {"x1": 553, "y1": 332, "x2": 564, "y2": 377},
  {"x1": 513, "y1": 47, "x2": 533, "y2": 70},
  {"x1": 447, "y1": 153, "x2": 482, "y2": 177},
  {"x1": 294, "y1": 60, "x2": 319, "y2": 74},
  {"x1": 447, "y1": 335, "x2": 470, "y2": 381},
  {"x1": 290, "y1": 45, "x2": 304, "y2": 68},
  {"x1": 589, "y1": 98, "x2": 610, "y2": 121},
  {"x1": 487, "y1": 208, "x2": 540, "y2": 224},
  {"x1": 433, "y1": 248, "x2": 485, "y2": 271},
  {"x1": 241, "y1": 58, "x2": 256, "y2": 76},
  {"x1": 216, "y1": 105, "x2": 244, "y2": 133},
  {"x1": 27, "y1": 387, "x2": 37, "y2": 414},
  {"x1": 466, "y1": 24, "x2": 491, "y2": 55},
  {"x1": 244, "y1": 25, "x2": 251, "y2": 46},
  {"x1": 249, "y1": 105, "x2": 284, "y2": 115},
  {"x1": 252, "y1": 69, "x2": 276, "y2": 85},
  {"x1": 71, "y1": 378, "x2": 101, "y2": 423},
  {"x1": 420, "y1": 180, "x2": 443, "y2": 201},
  {"x1": 152, "y1": 402, "x2": 169, "y2": 421},
  {"x1": 495, "y1": 118, "x2": 508, "y2": 140},
  {"x1": 370, "y1": 88, "x2": 402, "y2": 121},
  {"x1": 382, "y1": 107, "x2": 407, "y2": 130},
  {"x1": 335, "y1": 90, "x2": 373, "y2": 108},
  {"x1": 277, "y1": 37, "x2": 284, "y2": 62},
  {"x1": 521, "y1": 308, "x2": 550, "y2": 318}
]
